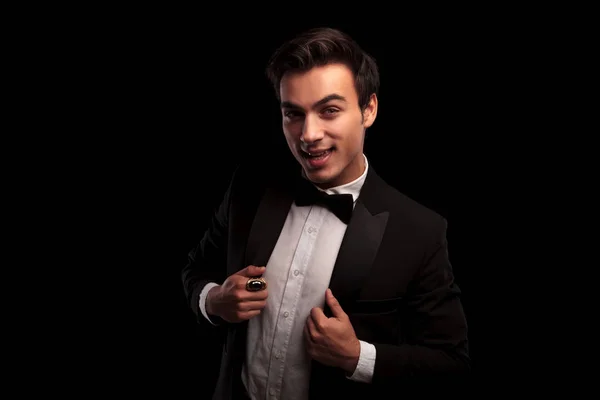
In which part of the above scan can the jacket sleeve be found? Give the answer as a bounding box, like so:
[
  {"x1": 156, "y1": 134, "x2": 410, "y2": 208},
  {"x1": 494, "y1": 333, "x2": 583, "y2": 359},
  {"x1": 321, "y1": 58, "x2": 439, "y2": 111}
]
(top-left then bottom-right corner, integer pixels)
[
  {"x1": 181, "y1": 167, "x2": 238, "y2": 329},
  {"x1": 372, "y1": 217, "x2": 471, "y2": 385}
]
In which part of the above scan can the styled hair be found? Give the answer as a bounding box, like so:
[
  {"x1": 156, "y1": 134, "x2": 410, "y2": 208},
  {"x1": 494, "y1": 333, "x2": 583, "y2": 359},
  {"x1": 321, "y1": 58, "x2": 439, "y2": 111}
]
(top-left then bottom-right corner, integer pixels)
[{"x1": 265, "y1": 27, "x2": 380, "y2": 111}]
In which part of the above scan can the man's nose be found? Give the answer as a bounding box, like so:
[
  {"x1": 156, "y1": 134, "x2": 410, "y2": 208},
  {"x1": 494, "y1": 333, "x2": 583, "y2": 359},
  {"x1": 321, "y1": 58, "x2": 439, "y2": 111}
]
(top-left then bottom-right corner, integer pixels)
[{"x1": 300, "y1": 114, "x2": 324, "y2": 143}]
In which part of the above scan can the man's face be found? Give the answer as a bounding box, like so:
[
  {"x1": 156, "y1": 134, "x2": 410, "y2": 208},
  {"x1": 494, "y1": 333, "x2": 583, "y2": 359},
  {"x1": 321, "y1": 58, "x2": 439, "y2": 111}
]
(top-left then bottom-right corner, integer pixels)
[{"x1": 280, "y1": 63, "x2": 377, "y2": 189}]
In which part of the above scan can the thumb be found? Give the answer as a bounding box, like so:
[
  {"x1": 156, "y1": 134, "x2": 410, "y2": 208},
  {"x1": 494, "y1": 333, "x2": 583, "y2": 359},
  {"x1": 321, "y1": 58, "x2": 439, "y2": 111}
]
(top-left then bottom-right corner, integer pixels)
[
  {"x1": 238, "y1": 265, "x2": 266, "y2": 277},
  {"x1": 326, "y1": 288, "x2": 346, "y2": 319}
]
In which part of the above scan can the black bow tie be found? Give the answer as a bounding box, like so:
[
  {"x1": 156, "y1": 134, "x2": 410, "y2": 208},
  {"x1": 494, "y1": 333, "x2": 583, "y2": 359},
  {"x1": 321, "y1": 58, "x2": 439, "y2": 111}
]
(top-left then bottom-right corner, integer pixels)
[{"x1": 294, "y1": 179, "x2": 354, "y2": 224}]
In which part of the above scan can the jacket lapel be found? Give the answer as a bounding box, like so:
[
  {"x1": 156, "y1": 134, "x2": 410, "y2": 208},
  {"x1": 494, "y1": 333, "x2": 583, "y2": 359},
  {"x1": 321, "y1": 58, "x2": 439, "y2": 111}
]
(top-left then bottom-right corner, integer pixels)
[
  {"x1": 232, "y1": 177, "x2": 295, "y2": 391},
  {"x1": 327, "y1": 202, "x2": 389, "y2": 312},
  {"x1": 326, "y1": 166, "x2": 389, "y2": 313},
  {"x1": 310, "y1": 166, "x2": 390, "y2": 395},
  {"x1": 244, "y1": 183, "x2": 294, "y2": 269}
]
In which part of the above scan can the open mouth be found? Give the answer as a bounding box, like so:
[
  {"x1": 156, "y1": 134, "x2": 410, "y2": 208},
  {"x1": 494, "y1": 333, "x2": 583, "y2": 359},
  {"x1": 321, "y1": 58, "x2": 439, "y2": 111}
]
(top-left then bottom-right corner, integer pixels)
[
  {"x1": 302, "y1": 148, "x2": 333, "y2": 160},
  {"x1": 301, "y1": 147, "x2": 334, "y2": 168}
]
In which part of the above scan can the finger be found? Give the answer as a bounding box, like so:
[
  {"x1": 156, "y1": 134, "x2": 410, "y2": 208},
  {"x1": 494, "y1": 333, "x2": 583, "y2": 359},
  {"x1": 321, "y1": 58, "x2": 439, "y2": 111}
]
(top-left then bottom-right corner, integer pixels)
[
  {"x1": 238, "y1": 300, "x2": 267, "y2": 312},
  {"x1": 236, "y1": 288, "x2": 268, "y2": 302},
  {"x1": 308, "y1": 310, "x2": 324, "y2": 336},
  {"x1": 239, "y1": 309, "x2": 261, "y2": 320},
  {"x1": 237, "y1": 265, "x2": 266, "y2": 277},
  {"x1": 304, "y1": 320, "x2": 314, "y2": 345},
  {"x1": 325, "y1": 288, "x2": 346, "y2": 319},
  {"x1": 310, "y1": 307, "x2": 326, "y2": 331}
]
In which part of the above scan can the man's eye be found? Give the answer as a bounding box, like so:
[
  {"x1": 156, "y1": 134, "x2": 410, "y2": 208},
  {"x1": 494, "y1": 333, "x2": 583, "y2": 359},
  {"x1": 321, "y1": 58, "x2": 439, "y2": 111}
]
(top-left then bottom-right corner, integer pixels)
[{"x1": 284, "y1": 111, "x2": 302, "y2": 118}]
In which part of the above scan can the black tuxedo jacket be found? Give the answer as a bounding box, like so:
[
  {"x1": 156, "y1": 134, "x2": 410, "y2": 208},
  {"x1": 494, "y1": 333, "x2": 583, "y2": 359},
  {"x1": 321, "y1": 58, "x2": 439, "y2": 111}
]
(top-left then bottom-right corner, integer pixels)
[{"x1": 182, "y1": 156, "x2": 470, "y2": 399}]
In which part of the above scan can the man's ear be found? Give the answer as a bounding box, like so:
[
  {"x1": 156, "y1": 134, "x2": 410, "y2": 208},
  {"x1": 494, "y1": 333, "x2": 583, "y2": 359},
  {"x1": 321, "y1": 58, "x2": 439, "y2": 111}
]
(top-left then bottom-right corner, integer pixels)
[{"x1": 362, "y1": 93, "x2": 378, "y2": 128}]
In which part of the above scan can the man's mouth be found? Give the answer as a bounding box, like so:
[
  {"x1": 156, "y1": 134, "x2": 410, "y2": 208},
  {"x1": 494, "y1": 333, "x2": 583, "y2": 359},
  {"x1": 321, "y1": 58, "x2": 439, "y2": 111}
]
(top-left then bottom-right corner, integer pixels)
[{"x1": 301, "y1": 148, "x2": 334, "y2": 160}]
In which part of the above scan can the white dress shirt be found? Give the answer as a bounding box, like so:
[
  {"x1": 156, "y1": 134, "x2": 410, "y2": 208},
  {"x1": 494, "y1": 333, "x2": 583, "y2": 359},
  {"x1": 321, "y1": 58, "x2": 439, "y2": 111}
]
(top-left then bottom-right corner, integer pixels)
[{"x1": 200, "y1": 154, "x2": 376, "y2": 400}]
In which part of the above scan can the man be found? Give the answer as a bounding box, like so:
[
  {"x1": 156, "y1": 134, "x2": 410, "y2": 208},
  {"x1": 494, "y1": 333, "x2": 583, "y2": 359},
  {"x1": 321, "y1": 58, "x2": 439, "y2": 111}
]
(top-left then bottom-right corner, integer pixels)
[{"x1": 182, "y1": 27, "x2": 470, "y2": 400}]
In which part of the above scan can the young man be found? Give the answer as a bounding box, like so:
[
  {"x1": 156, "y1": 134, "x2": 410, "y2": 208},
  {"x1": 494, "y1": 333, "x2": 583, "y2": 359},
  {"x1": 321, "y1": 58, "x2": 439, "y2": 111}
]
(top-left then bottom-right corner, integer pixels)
[{"x1": 182, "y1": 27, "x2": 470, "y2": 400}]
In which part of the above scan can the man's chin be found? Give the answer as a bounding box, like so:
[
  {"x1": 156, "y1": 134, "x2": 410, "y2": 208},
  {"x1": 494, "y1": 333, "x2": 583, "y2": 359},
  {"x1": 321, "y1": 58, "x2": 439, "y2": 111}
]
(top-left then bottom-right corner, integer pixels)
[{"x1": 303, "y1": 167, "x2": 338, "y2": 187}]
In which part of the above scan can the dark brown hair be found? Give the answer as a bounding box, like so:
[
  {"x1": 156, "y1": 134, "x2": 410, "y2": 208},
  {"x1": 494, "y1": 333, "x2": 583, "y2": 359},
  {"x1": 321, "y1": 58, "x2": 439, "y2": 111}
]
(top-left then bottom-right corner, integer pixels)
[{"x1": 265, "y1": 27, "x2": 380, "y2": 111}]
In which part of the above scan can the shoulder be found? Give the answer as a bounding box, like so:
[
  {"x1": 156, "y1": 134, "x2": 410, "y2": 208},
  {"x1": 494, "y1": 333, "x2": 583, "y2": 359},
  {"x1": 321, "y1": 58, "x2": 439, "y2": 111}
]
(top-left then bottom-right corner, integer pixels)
[
  {"x1": 391, "y1": 185, "x2": 446, "y2": 230},
  {"x1": 363, "y1": 166, "x2": 447, "y2": 240}
]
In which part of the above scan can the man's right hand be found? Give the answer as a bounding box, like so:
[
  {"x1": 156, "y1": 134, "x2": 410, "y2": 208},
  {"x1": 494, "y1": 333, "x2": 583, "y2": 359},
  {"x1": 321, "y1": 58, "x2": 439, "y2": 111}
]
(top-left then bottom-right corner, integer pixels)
[{"x1": 206, "y1": 265, "x2": 268, "y2": 323}]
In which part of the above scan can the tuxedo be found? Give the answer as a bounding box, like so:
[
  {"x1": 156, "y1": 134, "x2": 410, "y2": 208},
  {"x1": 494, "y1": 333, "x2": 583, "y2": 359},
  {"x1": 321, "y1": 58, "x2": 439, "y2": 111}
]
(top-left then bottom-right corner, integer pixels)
[{"x1": 182, "y1": 154, "x2": 470, "y2": 399}]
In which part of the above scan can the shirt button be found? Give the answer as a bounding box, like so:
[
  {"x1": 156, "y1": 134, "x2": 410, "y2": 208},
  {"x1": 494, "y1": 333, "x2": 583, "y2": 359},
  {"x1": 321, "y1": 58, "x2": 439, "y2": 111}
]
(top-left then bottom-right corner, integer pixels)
[
  {"x1": 283, "y1": 311, "x2": 289, "y2": 318},
  {"x1": 269, "y1": 388, "x2": 276, "y2": 395},
  {"x1": 308, "y1": 226, "x2": 316, "y2": 233},
  {"x1": 294, "y1": 270, "x2": 299, "y2": 276},
  {"x1": 275, "y1": 350, "x2": 281, "y2": 359}
]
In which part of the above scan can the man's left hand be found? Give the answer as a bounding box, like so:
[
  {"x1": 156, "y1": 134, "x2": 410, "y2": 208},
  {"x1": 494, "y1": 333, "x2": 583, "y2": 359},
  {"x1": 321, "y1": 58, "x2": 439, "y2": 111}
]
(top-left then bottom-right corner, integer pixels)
[{"x1": 304, "y1": 288, "x2": 360, "y2": 374}]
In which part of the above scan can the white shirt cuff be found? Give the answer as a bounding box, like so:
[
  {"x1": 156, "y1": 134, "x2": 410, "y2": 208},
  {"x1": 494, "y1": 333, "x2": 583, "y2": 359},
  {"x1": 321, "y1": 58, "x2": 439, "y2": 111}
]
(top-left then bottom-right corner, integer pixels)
[
  {"x1": 199, "y1": 282, "x2": 221, "y2": 325},
  {"x1": 347, "y1": 340, "x2": 376, "y2": 383}
]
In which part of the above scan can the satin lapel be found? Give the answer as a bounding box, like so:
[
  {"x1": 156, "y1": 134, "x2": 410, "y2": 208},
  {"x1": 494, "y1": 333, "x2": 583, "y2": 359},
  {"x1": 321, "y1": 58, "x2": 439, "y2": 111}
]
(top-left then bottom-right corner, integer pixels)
[
  {"x1": 243, "y1": 184, "x2": 294, "y2": 269},
  {"x1": 326, "y1": 198, "x2": 389, "y2": 314},
  {"x1": 233, "y1": 181, "x2": 295, "y2": 378},
  {"x1": 313, "y1": 197, "x2": 389, "y2": 388}
]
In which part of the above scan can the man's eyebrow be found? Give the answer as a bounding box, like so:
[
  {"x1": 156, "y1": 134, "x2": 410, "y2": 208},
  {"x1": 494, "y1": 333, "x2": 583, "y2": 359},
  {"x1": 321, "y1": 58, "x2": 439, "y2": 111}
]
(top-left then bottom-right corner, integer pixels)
[{"x1": 281, "y1": 94, "x2": 347, "y2": 110}]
